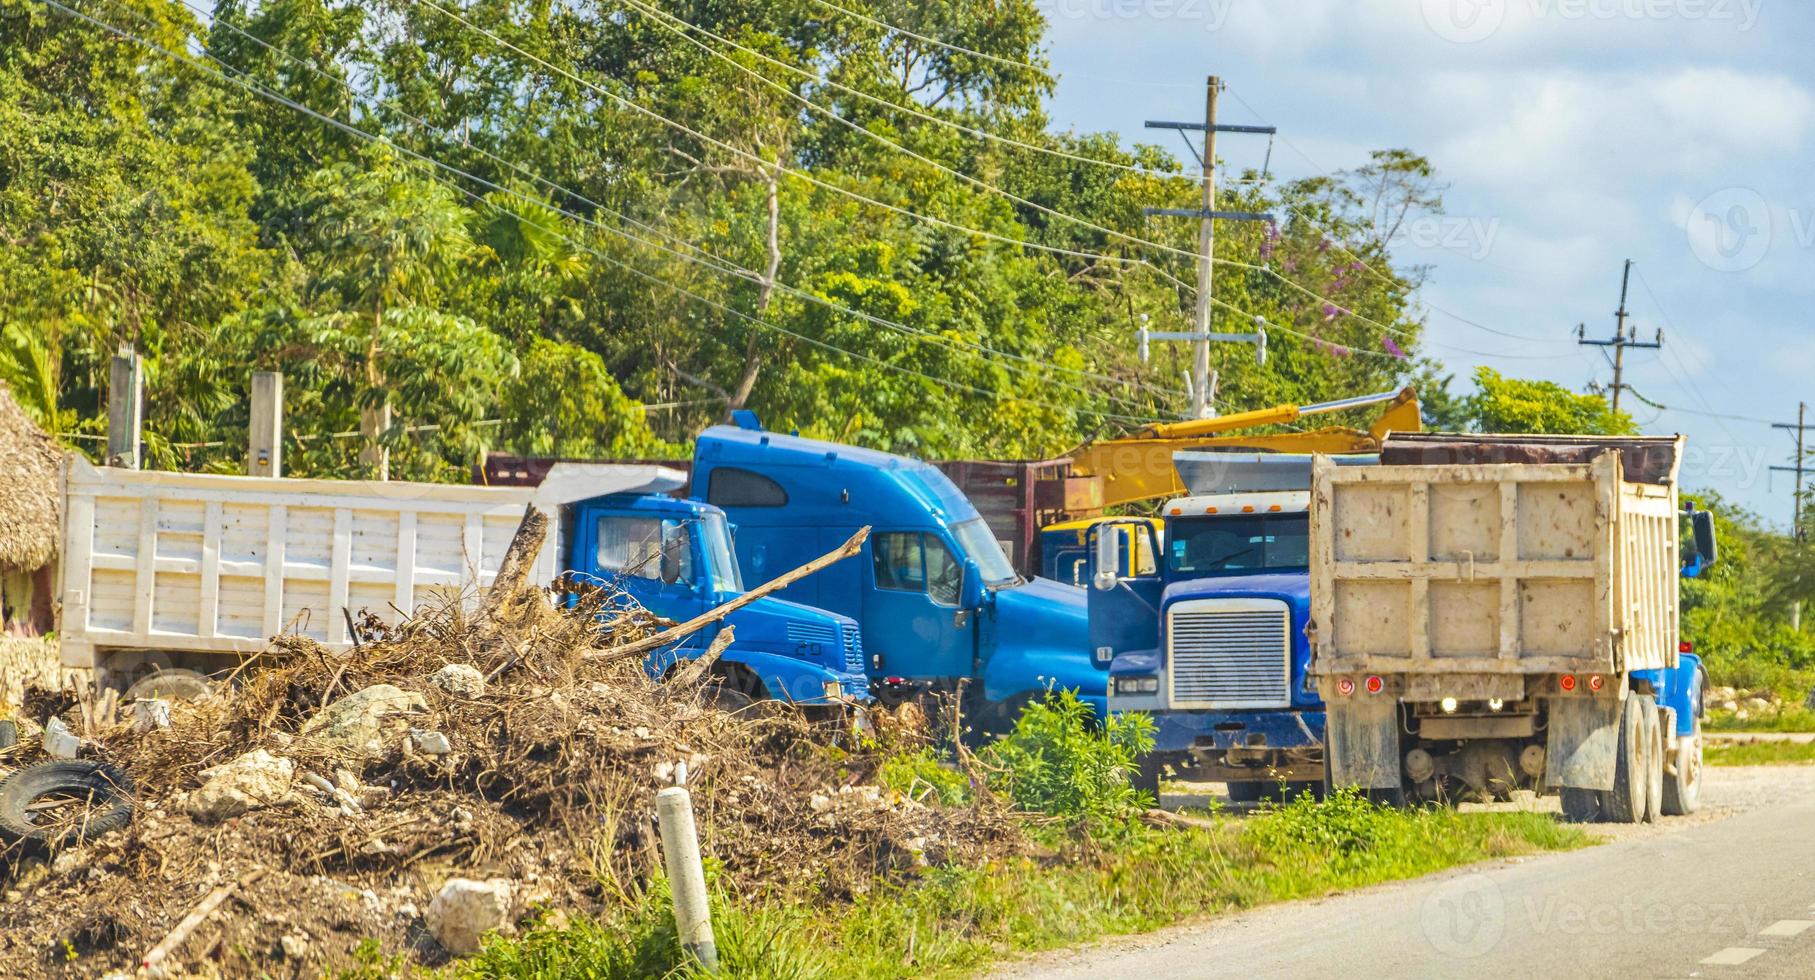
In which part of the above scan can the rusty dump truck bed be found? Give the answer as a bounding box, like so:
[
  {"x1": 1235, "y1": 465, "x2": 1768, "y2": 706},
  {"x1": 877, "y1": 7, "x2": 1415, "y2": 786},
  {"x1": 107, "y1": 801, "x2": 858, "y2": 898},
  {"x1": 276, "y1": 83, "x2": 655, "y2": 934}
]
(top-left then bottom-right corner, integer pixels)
[{"x1": 1310, "y1": 433, "x2": 1685, "y2": 681}]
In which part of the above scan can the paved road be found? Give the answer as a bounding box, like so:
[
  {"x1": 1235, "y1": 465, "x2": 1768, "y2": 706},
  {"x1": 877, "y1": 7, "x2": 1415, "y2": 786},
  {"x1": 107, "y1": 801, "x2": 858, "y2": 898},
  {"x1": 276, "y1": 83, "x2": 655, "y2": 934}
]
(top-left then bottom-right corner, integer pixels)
[{"x1": 997, "y1": 765, "x2": 1815, "y2": 979}]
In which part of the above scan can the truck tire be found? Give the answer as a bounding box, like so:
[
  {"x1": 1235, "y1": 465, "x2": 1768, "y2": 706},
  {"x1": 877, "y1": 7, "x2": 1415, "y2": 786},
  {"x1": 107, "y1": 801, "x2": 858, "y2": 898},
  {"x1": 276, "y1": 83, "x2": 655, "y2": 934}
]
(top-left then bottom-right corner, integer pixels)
[
  {"x1": 1662, "y1": 715, "x2": 1704, "y2": 816},
  {"x1": 1559, "y1": 787, "x2": 1602, "y2": 823},
  {"x1": 1225, "y1": 781, "x2": 1265, "y2": 804},
  {"x1": 1132, "y1": 754, "x2": 1165, "y2": 802},
  {"x1": 1599, "y1": 693, "x2": 1650, "y2": 824},
  {"x1": 122, "y1": 668, "x2": 212, "y2": 702},
  {"x1": 1641, "y1": 699, "x2": 1664, "y2": 823},
  {"x1": 0, "y1": 760, "x2": 135, "y2": 850}
]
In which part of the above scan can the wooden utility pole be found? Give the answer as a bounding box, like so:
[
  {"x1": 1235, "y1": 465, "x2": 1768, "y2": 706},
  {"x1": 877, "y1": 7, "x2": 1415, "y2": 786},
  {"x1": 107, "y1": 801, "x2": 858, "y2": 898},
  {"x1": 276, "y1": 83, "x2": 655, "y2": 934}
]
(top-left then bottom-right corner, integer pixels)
[
  {"x1": 1142, "y1": 76, "x2": 1275, "y2": 419},
  {"x1": 1577, "y1": 260, "x2": 1662, "y2": 415},
  {"x1": 1192, "y1": 76, "x2": 1219, "y2": 421},
  {"x1": 1773, "y1": 401, "x2": 1812, "y2": 540},
  {"x1": 107, "y1": 347, "x2": 142, "y2": 469},
  {"x1": 248, "y1": 371, "x2": 283, "y2": 478}
]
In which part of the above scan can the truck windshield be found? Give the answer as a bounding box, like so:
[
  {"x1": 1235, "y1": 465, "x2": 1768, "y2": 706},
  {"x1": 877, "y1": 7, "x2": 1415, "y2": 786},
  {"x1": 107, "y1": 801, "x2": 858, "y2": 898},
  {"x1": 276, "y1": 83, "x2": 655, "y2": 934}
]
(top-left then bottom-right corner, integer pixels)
[
  {"x1": 1168, "y1": 513, "x2": 1309, "y2": 576},
  {"x1": 951, "y1": 517, "x2": 1019, "y2": 585},
  {"x1": 698, "y1": 511, "x2": 744, "y2": 592}
]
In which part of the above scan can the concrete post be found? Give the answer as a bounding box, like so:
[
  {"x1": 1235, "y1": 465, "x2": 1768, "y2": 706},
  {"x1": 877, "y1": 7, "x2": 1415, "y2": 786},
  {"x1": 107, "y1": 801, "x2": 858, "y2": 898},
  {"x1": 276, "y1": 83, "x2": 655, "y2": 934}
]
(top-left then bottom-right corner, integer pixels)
[
  {"x1": 248, "y1": 371, "x2": 283, "y2": 477},
  {"x1": 107, "y1": 348, "x2": 143, "y2": 468},
  {"x1": 655, "y1": 786, "x2": 718, "y2": 972}
]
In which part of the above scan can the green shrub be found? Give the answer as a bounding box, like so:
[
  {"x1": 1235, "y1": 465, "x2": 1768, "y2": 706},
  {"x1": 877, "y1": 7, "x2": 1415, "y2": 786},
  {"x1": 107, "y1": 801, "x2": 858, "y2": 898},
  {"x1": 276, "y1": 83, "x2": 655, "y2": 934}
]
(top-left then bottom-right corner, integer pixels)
[{"x1": 981, "y1": 690, "x2": 1155, "y2": 830}]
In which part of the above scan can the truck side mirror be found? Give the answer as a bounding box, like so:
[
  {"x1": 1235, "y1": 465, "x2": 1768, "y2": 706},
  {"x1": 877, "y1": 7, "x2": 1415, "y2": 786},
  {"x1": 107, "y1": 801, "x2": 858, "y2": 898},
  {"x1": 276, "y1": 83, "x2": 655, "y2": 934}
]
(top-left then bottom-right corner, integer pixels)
[
  {"x1": 1691, "y1": 510, "x2": 1718, "y2": 568},
  {"x1": 1092, "y1": 526, "x2": 1119, "y2": 591},
  {"x1": 959, "y1": 558, "x2": 985, "y2": 610}
]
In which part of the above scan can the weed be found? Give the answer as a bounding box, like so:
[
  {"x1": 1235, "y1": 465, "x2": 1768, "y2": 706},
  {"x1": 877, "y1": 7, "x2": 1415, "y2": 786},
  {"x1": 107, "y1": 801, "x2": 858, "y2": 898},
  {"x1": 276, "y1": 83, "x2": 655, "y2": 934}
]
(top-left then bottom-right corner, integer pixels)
[
  {"x1": 1705, "y1": 740, "x2": 1815, "y2": 766},
  {"x1": 980, "y1": 690, "x2": 1155, "y2": 831},
  {"x1": 877, "y1": 747, "x2": 970, "y2": 807}
]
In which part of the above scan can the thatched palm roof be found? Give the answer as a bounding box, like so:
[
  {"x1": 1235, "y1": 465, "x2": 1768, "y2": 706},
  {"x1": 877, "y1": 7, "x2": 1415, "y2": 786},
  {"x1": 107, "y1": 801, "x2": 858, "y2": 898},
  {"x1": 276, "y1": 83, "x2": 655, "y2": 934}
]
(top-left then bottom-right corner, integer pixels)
[{"x1": 0, "y1": 383, "x2": 59, "y2": 570}]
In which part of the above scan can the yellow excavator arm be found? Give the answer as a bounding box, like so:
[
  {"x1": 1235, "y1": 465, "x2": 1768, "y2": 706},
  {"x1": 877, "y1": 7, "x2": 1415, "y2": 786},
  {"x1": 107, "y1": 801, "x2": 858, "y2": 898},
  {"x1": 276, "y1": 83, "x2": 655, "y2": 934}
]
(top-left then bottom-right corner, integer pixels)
[{"x1": 1069, "y1": 387, "x2": 1422, "y2": 508}]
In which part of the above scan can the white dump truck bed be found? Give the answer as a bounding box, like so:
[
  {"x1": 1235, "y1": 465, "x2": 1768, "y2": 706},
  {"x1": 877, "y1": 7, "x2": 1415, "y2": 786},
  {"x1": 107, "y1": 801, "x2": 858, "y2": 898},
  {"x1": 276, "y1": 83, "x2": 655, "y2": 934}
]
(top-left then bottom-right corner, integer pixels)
[
  {"x1": 1310, "y1": 434, "x2": 1684, "y2": 679},
  {"x1": 57, "y1": 456, "x2": 684, "y2": 679}
]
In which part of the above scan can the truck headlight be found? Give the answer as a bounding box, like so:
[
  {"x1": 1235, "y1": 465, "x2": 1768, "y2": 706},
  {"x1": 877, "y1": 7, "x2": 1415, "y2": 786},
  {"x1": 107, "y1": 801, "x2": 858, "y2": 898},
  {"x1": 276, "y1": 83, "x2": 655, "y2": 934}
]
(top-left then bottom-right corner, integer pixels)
[
  {"x1": 1114, "y1": 676, "x2": 1160, "y2": 695},
  {"x1": 822, "y1": 681, "x2": 843, "y2": 698}
]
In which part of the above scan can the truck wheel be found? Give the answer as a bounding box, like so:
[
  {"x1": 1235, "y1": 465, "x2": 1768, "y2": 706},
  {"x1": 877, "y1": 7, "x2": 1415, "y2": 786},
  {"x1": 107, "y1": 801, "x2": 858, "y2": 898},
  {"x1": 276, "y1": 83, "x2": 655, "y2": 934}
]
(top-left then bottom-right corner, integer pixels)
[
  {"x1": 122, "y1": 668, "x2": 212, "y2": 702},
  {"x1": 1559, "y1": 787, "x2": 1602, "y2": 823},
  {"x1": 1641, "y1": 699, "x2": 1664, "y2": 823},
  {"x1": 1132, "y1": 755, "x2": 1165, "y2": 803},
  {"x1": 1599, "y1": 693, "x2": 1650, "y2": 824},
  {"x1": 1661, "y1": 715, "x2": 1704, "y2": 816},
  {"x1": 1225, "y1": 781, "x2": 1265, "y2": 804},
  {"x1": 0, "y1": 761, "x2": 135, "y2": 851}
]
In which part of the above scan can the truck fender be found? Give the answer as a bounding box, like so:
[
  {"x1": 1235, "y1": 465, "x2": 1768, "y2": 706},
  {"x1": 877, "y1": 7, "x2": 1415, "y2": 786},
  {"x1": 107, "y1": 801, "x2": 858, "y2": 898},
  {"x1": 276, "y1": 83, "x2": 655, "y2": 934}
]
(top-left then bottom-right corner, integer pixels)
[
  {"x1": 1546, "y1": 694, "x2": 1623, "y2": 792},
  {"x1": 1325, "y1": 700, "x2": 1401, "y2": 790},
  {"x1": 717, "y1": 648, "x2": 853, "y2": 705}
]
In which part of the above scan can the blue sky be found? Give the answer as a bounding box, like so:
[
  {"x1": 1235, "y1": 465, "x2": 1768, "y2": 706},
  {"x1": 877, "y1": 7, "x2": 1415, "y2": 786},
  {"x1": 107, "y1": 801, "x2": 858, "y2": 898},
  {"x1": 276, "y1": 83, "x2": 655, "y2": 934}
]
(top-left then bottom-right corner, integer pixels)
[{"x1": 1036, "y1": 0, "x2": 1807, "y2": 524}]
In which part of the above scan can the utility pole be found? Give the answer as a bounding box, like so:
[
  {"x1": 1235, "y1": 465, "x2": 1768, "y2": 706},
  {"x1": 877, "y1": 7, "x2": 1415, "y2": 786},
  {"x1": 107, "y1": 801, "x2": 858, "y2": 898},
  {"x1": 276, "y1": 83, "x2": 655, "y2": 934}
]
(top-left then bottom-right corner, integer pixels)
[
  {"x1": 1142, "y1": 76, "x2": 1276, "y2": 419},
  {"x1": 1577, "y1": 259, "x2": 1662, "y2": 415},
  {"x1": 107, "y1": 346, "x2": 143, "y2": 469},
  {"x1": 1772, "y1": 401, "x2": 1812, "y2": 540}
]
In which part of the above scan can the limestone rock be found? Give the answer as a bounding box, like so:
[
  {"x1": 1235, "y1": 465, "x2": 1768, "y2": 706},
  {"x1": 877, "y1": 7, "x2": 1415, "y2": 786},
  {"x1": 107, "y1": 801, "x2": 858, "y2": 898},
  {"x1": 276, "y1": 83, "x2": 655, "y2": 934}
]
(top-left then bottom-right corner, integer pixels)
[
  {"x1": 300, "y1": 685, "x2": 427, "y2": 759},
  {"x1": 426, "y1": 877, "x2": 514, "y2": 954},
  {"x1": 188, "y1": 749, "x2": 295, "y2": 822},
  {"x1": 431, "y1": 664, "x2": 487, "y2": 699}
]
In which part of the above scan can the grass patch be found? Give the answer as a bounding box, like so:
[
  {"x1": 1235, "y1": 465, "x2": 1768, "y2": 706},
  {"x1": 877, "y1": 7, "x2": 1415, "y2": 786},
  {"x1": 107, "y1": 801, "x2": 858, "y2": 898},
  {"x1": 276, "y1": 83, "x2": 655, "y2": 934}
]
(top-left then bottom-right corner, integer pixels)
[
  {"x1": 448, "y1": 793, "x2": 1591, "y2": 979},
  {"x1": 1704, "y1": 705, "x2": 1815, "y2": 733},
  {"x1": 1705, "y1": 740, "x2": 1815, "y2": 766}
]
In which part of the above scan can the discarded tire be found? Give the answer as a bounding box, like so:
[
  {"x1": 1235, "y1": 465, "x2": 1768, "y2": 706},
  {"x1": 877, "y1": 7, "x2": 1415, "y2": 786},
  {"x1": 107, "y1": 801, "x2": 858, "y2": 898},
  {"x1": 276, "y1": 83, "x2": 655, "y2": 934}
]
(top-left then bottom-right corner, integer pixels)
[
  {"x1": 123, "y1": 668, "x2": 212, "y2": 703},
  {"x1": 0, "y1": 760, "x2": 135, "y2": 850}
]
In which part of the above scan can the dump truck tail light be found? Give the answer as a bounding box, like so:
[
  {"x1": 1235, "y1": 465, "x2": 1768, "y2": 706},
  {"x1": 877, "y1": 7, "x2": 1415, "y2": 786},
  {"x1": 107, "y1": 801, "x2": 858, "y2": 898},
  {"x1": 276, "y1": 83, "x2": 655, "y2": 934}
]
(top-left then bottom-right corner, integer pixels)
[
  {"x1": 1365, "y1": 675, "x2": 1384, "y2": 695},
  {"x1": 1559, "y1": 674, "x2": 1577, "y2": 693},
  {"x1": 1680, "y1": 640, "x2": 1694, "y2": 654},
  {"x1": 1336, "y1": 677, "x2": 1356, "y2": 697},
  {"x1": 1588, "y1": 674, "x2": 1605, "y2": 693}
]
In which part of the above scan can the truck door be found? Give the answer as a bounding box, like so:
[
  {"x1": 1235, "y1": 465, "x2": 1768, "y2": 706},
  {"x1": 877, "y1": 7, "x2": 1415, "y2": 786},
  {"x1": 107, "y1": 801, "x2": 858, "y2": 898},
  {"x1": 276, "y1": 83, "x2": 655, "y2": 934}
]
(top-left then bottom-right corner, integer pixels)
[
  {"x1": 863, "y1": 531, "x2": 973, "y2": 680},
  {"x1": 580, "y1": 510, "x2": 716, "y2": 656},
  {"x1": 1087, "y1": 522, "x2": 1164, "y2": 664}
]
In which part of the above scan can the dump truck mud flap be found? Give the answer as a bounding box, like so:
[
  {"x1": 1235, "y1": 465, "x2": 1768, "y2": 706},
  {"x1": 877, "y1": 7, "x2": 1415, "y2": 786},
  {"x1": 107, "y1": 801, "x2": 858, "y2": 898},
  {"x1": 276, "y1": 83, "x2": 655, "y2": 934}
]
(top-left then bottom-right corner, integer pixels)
[
  {"x1": 1325, "y1": 700, "x2": 1401, "y2": 790},
  {"x1": 1545, "y1": 695, "x2": 1621, "y2": 791}
]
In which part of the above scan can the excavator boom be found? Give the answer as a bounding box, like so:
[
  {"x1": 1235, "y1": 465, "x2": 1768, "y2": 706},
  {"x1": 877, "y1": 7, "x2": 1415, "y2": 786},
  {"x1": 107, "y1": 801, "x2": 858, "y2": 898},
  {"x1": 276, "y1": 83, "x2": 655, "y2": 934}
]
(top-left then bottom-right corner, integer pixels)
[{"x1": 1070, "y1": 387, "x2": 1421, "y2": 508}]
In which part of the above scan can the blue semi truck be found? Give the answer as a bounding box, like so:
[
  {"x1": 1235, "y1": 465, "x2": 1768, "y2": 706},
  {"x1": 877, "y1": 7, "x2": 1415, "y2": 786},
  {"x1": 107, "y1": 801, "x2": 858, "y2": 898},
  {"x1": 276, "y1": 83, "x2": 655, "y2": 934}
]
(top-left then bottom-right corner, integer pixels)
[
  {"x1": 559, "y1": 490, "x2": 869, "y2": 708},
  {"x1": 1094, "y1": 453, "x2": 1364, "y2": 801},
  {"x1": 688, "y1": 416, "x2": 1106, "y2": 724}
]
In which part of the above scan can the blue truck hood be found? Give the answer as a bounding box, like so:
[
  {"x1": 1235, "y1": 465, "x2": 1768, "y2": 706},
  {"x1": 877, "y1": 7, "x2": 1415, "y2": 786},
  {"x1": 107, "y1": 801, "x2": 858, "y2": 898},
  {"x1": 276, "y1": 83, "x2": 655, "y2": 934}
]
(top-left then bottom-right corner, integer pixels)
[
  {"x1": 1161, "y1": 570, "x2": 1310, "y2": 608},
  {"x1": 721, "y1": 595, "x2": 870, "y2": 695},
  {"x1": 983, "y1": 576, "x2": 1106, "y2": 715}
]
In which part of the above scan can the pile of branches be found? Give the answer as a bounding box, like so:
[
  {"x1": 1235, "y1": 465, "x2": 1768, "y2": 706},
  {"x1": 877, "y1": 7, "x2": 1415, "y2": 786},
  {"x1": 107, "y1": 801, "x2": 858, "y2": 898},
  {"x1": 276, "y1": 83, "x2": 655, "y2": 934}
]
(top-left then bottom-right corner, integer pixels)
[{"x1": 0, "y1": 511, "x2": 1018, "y2": 978}]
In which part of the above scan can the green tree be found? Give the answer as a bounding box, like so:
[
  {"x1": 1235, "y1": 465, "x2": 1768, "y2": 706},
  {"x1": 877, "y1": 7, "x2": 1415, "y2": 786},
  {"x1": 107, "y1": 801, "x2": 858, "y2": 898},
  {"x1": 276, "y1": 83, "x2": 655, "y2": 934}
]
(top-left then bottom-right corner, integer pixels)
[{"x1": 1461, "y1": 367, "x2": 1637, "y2": 435}]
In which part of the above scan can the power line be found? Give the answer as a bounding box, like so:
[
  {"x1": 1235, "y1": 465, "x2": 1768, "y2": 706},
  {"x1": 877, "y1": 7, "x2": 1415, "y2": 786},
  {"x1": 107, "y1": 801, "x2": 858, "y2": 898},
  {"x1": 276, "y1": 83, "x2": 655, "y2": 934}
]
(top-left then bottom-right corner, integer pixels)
[
  {"x1": 628, "y1": 0, "x2": 1199, "y2": 182},
  {"x1": 1218, "y1": 82, "x2": 1563, "y2": 347},
  {"x1": 615, "y1": 0, "x2": 1207, "y2": 266},
  {"x1": 182, "y1": 0, "x2": 1175, "y2": 417},
  {"x1": 52, "y1": 0, "x2": 1163, "y2": 427},
  {"x1": 402, "y1": 0, "x2": 1167, "y2": 273}
]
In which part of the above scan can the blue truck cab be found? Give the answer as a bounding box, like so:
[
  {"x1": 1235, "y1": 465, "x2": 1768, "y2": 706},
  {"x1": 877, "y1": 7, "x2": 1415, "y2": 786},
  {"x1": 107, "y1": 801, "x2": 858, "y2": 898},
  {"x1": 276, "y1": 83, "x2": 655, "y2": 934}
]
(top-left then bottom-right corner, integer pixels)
[
  {"x1": 563, "y1": 492, "x2": 869, "y2": 708},
  {"x1": 689, "y1": 419, "x2": 1106, "y2": 722},
  {"x1": 1094, "y1": 453, "x2": 1375, "y2": 799}
]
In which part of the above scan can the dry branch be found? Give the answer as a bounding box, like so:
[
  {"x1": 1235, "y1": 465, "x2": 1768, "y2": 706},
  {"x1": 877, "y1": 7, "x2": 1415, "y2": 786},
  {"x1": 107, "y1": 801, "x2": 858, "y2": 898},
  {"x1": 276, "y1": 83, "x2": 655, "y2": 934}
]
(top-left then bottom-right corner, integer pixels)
[
  {"x1": 479, "y1": 504, "x2": 549, "y2": 620},
  {"x1": 587, "y1": 527, "x2": 869, "y2": 662}
]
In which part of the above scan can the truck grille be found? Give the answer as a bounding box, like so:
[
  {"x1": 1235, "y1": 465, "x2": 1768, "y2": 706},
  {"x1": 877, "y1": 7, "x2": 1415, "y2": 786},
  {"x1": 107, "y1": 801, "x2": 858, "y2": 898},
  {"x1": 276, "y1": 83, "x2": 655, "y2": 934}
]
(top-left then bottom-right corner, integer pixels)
[
  {"x1": 786, "y1": 621, "x2": 837, "y2": 646},
  {"x1": 1168, "y1": 599, "x2": 1291, "y2": 708},
  {"x1": 842, "y1": 628, "x2": 865, "y2": 674}
]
